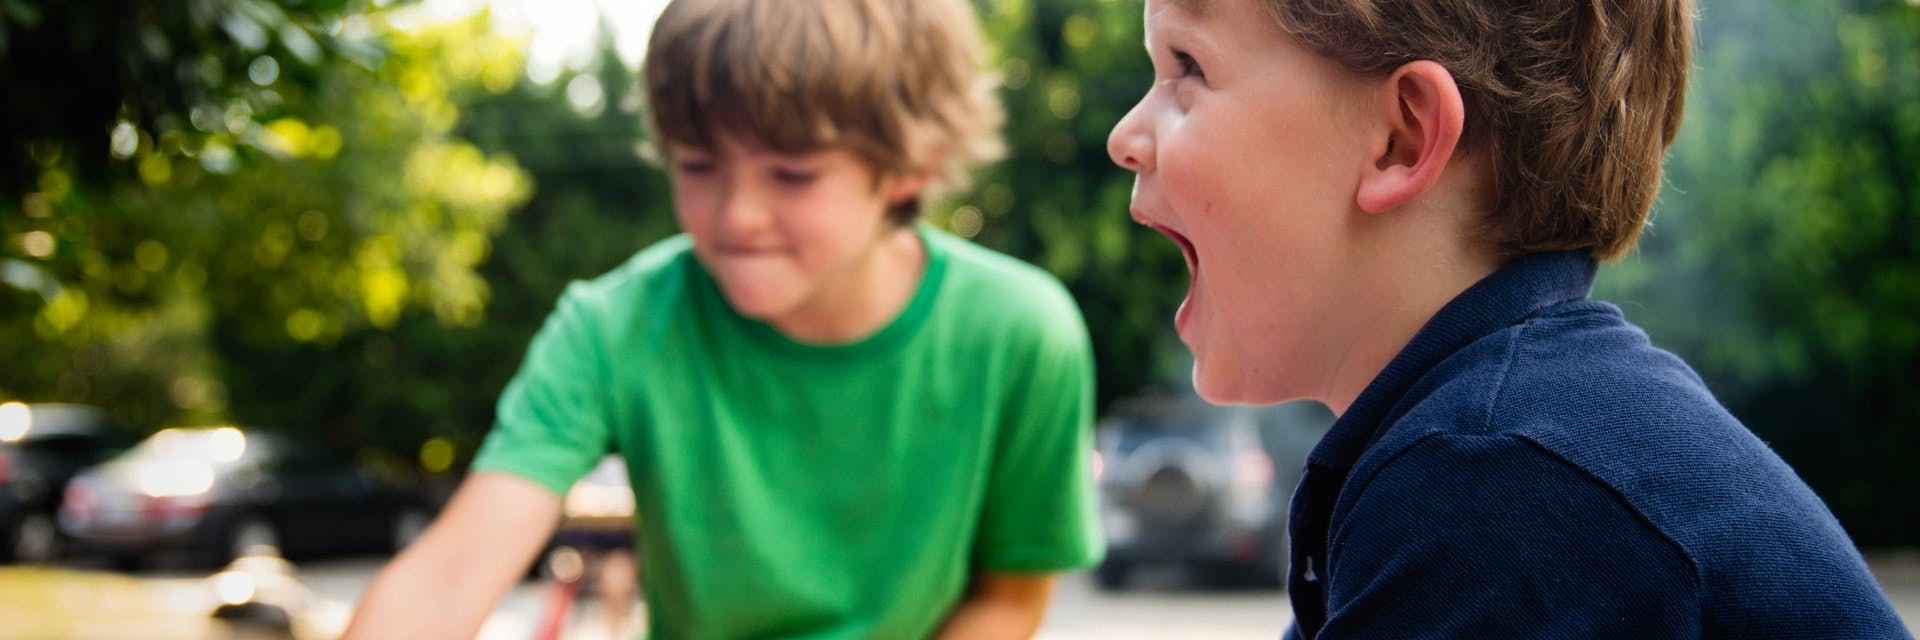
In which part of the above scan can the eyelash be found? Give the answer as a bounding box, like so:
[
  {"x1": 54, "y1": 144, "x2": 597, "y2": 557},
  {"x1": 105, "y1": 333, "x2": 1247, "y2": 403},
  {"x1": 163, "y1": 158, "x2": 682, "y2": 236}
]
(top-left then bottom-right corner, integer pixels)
[
  {"x1": 671, "y1": 154, "x2": 819, "y2": 187},
  {"x1": 1173, "y1": 50, "x2": 1204, "y2": 80},
  {"x1": 772, "y1": 169, "x2": 818, "y2": 186}
]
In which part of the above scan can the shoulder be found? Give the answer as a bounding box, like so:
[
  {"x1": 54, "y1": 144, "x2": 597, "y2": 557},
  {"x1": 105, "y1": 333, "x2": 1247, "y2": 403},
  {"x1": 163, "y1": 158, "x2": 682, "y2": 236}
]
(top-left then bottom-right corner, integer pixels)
[
  {"x1": 1375, "y1": 298, "x2": 1726, "y2": 449},
  {"x1": 1361, "y1": 298, "x2": 1871, "y2": 591},
  {"x1": 1336, "y1": 431, "x2": 1698, "y2": 574},
  {"x1": 925, "y1": 227, "x2": 1088, "y2": 351},
  {"x1": 549, "y1": 234, "x2": 699, "y2": 334},
  {"x1": 930, "y1": 228, "x2": 1079, "y2": 310},
  {"x1": 1323, "y1": 430, "x2": 1703, "y2": 632},
  {"x1": 566, "y1": 234, "x2": 697, "y2": 308}
]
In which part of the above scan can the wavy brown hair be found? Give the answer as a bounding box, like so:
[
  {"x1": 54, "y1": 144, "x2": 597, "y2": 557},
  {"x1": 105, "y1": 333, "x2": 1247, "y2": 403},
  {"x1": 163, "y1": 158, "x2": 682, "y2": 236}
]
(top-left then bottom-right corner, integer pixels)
[
  {"x1": 642, "y1": 0, "x2": 1004, "y2": 223},
  {"x1": 1259, "y1": 0, "x2": 1695, "y2": 261}
]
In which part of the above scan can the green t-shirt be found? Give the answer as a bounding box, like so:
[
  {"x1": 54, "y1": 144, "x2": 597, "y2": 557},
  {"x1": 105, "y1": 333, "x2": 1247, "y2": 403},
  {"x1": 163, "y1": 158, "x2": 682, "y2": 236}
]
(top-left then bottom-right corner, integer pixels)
[{"x1": 471, "y1": 225, "x2": 1103, "y2": 639}]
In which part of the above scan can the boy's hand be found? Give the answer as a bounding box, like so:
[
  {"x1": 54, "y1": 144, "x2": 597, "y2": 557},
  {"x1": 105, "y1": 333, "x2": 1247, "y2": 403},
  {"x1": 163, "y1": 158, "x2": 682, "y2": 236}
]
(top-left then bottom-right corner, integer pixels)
[{"x1": 934, "y1": 572, "x2": 1058, "y2": 640}]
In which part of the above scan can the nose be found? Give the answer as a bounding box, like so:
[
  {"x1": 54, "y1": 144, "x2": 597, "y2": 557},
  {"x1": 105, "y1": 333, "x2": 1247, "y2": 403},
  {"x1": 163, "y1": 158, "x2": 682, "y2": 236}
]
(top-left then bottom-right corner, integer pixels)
[
  {"x1": 1107, "y1": 100, "x2": 1154, "y2": 173},
  {"x1": 715, "y1": 174, "x2": 772, "y2": 236}
]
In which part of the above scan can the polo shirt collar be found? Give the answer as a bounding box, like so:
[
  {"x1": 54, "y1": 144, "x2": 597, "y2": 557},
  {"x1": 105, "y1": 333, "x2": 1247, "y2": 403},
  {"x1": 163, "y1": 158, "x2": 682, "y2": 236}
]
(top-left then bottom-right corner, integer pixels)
[{"x1": 1306, "y1": 251, "x2": 1599, "y2": 469}]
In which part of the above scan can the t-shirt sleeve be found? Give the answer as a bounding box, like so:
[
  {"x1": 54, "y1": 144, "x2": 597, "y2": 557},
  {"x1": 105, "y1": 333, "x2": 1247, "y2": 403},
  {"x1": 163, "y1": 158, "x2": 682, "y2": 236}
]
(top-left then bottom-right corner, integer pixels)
[
  {"x1": 973, "y1": 301, "x2": 1105, "y2": 573},
  {"x1": 1317, "y1": 433, "x2": 1699, "y2": 637},
  {"x1": 469, "y1": 282, "x2": 615, "y2": 496}
]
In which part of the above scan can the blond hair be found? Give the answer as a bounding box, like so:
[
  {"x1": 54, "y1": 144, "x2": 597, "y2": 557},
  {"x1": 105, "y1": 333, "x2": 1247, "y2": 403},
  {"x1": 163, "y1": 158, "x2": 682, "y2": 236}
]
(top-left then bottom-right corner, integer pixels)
[
  {"x1": 1260, "y1": 0, "x2": 1695, "y2": 261},
  {"x1": 642, "y1": 0, "x2": 1004, "y2": 222}
]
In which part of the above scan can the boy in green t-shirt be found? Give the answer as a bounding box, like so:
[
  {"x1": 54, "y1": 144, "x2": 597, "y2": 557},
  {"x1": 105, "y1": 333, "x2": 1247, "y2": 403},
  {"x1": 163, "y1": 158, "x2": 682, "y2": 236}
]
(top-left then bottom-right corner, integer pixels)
[{"x1": 346, "y1": 1, "x2": 1103, "y2": 638}]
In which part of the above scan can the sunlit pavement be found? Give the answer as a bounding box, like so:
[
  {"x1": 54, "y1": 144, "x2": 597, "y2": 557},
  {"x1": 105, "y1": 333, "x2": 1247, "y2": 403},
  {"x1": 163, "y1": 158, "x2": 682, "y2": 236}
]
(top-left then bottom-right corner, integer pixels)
[
  {"x1": 4, "y1": 552, "x2": 1917, "y2": 639},
  {"x1": 294, "y1": 560, "x2": 1294, "y2": 640}
]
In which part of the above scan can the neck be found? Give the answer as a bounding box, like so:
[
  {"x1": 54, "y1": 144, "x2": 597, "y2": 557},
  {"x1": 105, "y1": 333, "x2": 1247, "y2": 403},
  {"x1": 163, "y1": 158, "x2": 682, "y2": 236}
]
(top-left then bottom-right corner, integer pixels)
[
  {"x1": 1319, "y1": 199, "x2": 1499, "y2": 416},
  {"x1": 768, "y1": 225, "x2": 926, "y2": 344}
]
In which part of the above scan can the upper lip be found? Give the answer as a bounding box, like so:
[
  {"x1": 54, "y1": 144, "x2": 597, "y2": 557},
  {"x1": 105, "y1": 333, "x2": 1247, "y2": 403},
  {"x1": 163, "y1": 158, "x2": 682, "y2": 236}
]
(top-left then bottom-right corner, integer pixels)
[
  {"x1": 1129, "y1": 208, "x2": 1157, "y2": 228},
  {"x1": 1133, "y1": 209, "x2": 1197, "y2": 273}
]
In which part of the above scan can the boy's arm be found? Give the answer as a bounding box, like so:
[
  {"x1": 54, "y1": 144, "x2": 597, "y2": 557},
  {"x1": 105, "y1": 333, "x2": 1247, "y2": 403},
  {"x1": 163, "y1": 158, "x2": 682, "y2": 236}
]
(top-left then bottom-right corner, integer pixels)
[
  {"x1": 344, "y1": 472, "x2": 561, "y2": 639},
  {"x1": 934, "y1": 572, "x2": 1059, "y2": 640}
]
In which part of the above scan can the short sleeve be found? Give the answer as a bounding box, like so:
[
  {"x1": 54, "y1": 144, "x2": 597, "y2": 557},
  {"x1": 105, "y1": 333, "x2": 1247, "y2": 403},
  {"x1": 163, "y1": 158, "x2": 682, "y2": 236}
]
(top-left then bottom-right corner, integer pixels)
[
  {"x1": 469, "y1": 282, "x2": 615, "y2": 496},
  {"x1": 973, "y1": 305, "x2": 1105, "y2": 573}
]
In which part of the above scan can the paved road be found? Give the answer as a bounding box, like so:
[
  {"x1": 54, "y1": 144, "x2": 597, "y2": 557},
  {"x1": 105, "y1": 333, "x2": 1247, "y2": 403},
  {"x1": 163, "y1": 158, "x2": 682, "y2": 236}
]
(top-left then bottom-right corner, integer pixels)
[
  {"x1": 293, "y1": 560, "x2": 1292, "y2": 640},
  {"x1": 4, "y1": 553, "x2": 1914, "y2": 638},
  {"x1": 293, "y1": 554, "x2": 1920, "y2": 639}
]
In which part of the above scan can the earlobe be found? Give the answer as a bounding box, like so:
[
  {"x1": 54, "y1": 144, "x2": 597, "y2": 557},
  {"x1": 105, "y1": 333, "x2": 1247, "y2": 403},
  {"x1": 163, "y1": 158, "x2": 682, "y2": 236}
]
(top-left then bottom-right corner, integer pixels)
[
  {"x1": 1355, "y1": 60, "x2": 1466, "y2": 214},
  {"x1": 886, "y1": 171, "x2": 934, "y2": 205}
]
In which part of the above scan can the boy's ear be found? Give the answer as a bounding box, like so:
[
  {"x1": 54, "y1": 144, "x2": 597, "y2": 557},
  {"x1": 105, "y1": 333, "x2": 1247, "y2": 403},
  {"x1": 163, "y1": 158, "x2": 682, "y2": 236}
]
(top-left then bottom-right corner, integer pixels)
[
  {"x1": 1355, "y1": 60, "x2": 1466, "y2": 214},
  {"x1": 884, "y1": 170, "x2": 935, "y2": 205}
]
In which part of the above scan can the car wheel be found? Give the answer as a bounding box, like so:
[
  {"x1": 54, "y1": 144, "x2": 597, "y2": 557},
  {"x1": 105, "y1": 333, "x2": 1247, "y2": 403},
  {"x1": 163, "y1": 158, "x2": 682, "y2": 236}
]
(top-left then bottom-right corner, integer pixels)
[
  {"x1": 390, "y1": 507, "x2": 430, "y2": 552},
  {"x1": 1093, "y1": 560, "x2": 1131, "y2": 591},
  {"x1": 8, "y1": 511, "x2": 59, "y2": 564},
  {"x1": 228, "y1": 514, "x2": 281, "y2": 562}
]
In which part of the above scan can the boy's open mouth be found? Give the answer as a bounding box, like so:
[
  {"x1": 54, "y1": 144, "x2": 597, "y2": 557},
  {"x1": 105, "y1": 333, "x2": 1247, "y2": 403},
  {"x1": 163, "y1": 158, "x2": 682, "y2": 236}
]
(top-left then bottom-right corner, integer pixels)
[{"x1": 1144, "y1": 221, "x2": 1198, "y2": 275}]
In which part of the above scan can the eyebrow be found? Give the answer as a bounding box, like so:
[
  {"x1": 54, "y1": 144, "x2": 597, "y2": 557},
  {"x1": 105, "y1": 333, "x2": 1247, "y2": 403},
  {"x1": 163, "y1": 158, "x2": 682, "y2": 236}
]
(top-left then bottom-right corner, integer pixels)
[{"x1": 1167, "y1": 0, "x2": 1210, "y2": 17}]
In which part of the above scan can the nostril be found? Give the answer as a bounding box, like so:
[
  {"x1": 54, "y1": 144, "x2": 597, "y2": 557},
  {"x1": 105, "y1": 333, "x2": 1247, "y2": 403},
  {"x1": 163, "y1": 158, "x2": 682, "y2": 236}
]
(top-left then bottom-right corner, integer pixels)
[
  {"x1": 1107, "y1": 128, "x2": 1153, "y2": 173},
  {"x1": 1108, "y1": 140, "x2": 1148, "y2": 172}
]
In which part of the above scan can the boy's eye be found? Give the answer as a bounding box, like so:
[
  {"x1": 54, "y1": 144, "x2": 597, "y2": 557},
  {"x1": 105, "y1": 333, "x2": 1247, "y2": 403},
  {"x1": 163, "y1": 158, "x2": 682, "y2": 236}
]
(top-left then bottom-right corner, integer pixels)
[
  {"x1": 772, "y1": 169, "x2": 819, "y2": 186},
  {"x1": 675, "y1": 159, "x2": 717, "y2": 175},
  {"x1": 1173, "y1": 50, "x2": 1205, "y2": 80}
]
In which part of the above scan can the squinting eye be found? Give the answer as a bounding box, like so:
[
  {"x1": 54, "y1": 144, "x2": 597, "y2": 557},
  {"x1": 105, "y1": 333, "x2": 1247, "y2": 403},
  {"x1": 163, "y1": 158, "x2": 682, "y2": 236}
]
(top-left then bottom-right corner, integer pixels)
[
  {"x1": 1174, "y1": 50, "x2": 1205, "y2": 80},
  {"x1": 772, "y1": 169, "x2": 819, "y2": 186},
  {"x1": 675, "y1": 160, "x2": 716, "y2": 176}
]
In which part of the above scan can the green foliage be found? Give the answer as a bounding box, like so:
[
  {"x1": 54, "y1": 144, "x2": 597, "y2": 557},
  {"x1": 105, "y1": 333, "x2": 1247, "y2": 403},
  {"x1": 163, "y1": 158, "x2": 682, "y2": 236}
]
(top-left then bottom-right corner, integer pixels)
[
  {"x1": 966, "y1": 0, "x2": 1191, "y2": 410},
  {"x1": 1597, "y1": 0, "x2": 1920, "y2": 545},
  {"x1": 4, "y1": 0, "x2": 1915, "y2": 544},
  {"x1": 1, "y1": 9, "x2": 531, "y2": 444},
  {"x1": 219, "y1": 42, "x2": 676, "y2": 466}
]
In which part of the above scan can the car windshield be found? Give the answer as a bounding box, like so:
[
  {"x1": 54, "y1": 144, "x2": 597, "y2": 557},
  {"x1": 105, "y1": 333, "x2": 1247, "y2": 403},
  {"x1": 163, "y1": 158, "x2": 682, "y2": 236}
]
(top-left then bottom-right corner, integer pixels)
[{"x1": 125, "y1": 428, "x2": 265, "y2": 468}]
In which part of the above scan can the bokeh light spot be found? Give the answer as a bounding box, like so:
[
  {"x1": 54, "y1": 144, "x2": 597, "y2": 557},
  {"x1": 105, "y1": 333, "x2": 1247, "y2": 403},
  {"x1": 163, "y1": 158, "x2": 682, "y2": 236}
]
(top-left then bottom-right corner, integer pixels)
[
  {"x1": 248, "y1": 55, "x2": 281, "y2": 86},
  {"x1": 20, "y1": 231, "x2": 56, "y2": 259},
  {"x1": 951, "y1": 206, "x2": 984, "y2": 239},
  {"x1": 420, "y1": 438, "x2": 456, "y2": 474}
]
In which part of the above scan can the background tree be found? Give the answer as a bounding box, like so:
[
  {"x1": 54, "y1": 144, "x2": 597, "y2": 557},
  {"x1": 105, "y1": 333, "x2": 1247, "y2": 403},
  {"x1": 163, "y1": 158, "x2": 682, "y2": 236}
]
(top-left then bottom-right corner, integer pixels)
[
  {"x1": 2, "y1": 0, "x2": 1914, "y2": 546},
  {"x1": 1, "y1": 6, "x2": 530, "y2": 445},
  {"x1": 968, "y1": 0, "x2": 1187, "y2": 410},
  {"x1": 1595, "y1": 0, "x2": 1920, "y2": 545}
]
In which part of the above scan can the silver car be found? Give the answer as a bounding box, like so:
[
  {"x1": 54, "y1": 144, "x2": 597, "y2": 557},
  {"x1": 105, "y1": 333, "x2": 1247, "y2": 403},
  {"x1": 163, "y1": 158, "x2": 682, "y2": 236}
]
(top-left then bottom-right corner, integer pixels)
[{"x1": 1093, "y1": 395, "x2": 1332, "y2": 590}]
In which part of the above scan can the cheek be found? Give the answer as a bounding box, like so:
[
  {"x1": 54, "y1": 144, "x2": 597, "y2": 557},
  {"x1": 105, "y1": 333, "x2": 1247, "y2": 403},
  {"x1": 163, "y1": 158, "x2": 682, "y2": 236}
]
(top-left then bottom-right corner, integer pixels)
[
  {"x1": 670, "y1": 183, "x2": 711, "y2": 226},
  {"x1": 1157, "y1": 118, "x2": 1244, "y2": 213}
]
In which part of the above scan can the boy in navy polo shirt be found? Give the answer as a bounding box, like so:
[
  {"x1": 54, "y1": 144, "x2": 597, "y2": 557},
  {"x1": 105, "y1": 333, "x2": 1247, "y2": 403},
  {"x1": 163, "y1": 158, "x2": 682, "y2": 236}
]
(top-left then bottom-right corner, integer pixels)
[{"x1": 1107, "y1": 0, "x2": 1910, "y2": 636}]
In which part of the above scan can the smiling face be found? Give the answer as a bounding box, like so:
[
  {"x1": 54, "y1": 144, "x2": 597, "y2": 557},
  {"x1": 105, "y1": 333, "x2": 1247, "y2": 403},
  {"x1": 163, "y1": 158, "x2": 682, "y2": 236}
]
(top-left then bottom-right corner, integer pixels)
[
  {"x1": 1107, "y1": 0, "x2": 1379, "y2": 405},
  {"x1": 670, "y1": 135, "x2": 921, "y2": 335}
]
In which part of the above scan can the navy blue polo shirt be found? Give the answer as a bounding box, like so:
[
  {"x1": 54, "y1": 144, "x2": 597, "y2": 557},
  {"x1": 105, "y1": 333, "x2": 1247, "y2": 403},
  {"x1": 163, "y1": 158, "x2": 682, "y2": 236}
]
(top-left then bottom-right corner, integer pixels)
[{"x1": 1284, "y1": 252, "x2": 1909, "y2": 638}]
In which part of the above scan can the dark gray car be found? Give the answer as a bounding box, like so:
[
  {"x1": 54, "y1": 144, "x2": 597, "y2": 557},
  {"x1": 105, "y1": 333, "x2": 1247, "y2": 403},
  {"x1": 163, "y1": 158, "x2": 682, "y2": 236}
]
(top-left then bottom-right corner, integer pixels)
[
  {"x1": 0, "y1": 402, "x2": 135, "y2": 564},
  {"x1": 59, "y1": 427, "x2": 432, "y2": 568},
  {"x1": 1093, "y1": 395, "x2": 1332, "y2": 590}
]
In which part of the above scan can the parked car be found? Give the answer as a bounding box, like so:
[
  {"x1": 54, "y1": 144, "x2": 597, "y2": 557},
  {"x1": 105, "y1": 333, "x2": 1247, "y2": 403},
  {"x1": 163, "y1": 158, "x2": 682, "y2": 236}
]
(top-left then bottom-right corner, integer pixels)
[
  {"x1": 58, "y1": 426, "x2": 432, "y2": 567},
  {"x1": 0, "y1": 402, "x2": 136, "y2": 564},
  {"x1": 1093, "y1": 394, "x2": 1333, "y2": 590}
]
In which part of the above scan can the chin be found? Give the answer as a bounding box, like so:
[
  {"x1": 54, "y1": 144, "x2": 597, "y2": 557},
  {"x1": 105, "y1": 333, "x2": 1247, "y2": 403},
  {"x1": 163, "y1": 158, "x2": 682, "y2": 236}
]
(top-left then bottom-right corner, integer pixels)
[
  {"x1": 1191, "y1": 362, "x2": 1248, "y2": 406},
  {"x1": 1192, "y1": 361, "x2": 1290, "y2": 407},
  {"x1": 719, "y1": 290, "x2": 797, "y2": 322}
]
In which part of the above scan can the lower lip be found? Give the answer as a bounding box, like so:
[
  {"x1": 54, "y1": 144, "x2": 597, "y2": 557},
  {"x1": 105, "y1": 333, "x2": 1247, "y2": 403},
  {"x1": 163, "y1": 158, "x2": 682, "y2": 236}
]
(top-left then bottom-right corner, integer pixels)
[
  {"x1": 1176, "y1": 274, "x2": 1197, "y2": 336},
  {"x1": 720, "y1": 246, "x2": 784, "y2": 256},
  {"x1": 1157, "y1": 228, "x2": 1199, "y2": 338}
]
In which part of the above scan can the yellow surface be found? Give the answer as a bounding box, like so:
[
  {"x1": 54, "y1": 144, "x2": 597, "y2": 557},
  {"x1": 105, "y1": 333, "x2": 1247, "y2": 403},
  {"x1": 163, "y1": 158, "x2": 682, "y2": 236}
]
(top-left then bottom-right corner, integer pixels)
[{"x1": 0, "y1": 566, "x2": 337, "y2": 639}]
